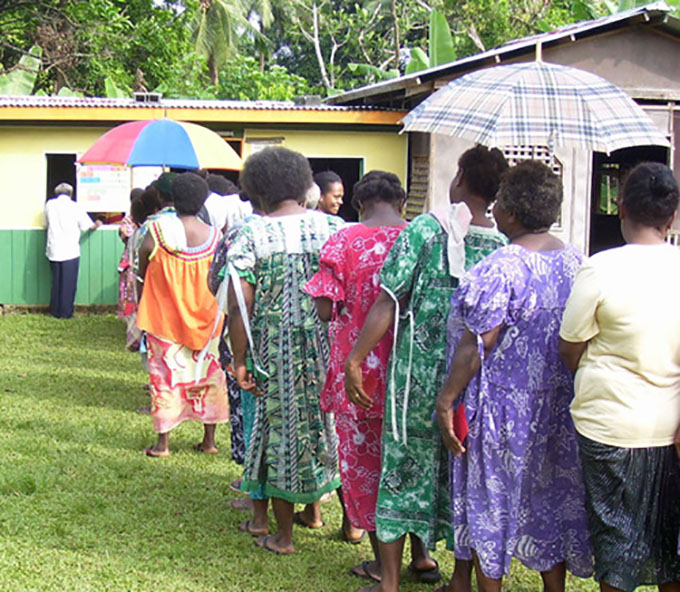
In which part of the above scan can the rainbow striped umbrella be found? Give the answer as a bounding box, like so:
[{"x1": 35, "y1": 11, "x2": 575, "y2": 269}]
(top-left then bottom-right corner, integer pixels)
[{"x1": 78, "y1": 119, "x2": 242, "y2": 170}]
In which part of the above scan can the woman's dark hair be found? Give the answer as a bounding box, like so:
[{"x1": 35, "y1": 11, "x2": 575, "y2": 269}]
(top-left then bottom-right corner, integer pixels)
[
  {"x1": 351, "y1": 170, "x2": 405, "y2": 211},
  {"x1": 314, "y1": 171, "x2": 343, "y2": 194},
  {"x1": 139, "y1": 187, "x2": 162, "y2": 216},
  {"x1": 497, "y1": 160, "x2": 562, "y2": 230},
  {"x1": 207, "y1": 174, "x2": 238, "y2": 196},
  {"x1": 130, "y1": 187, "x2": 144, "y2": 202},
  {"x1": 130, "y1": 197, "x2": 148, "y2": 226},
  {"x1": 171, "y1": 172, "x2": 209, "y2": 216},
  {"x1": 621, "y1": 162, "x2": 679, "y2": 227},
  {"x1": 239, "y1": 190, "x2": 261, "y2": 212},
  {"x1": 239, "y1": 147, "x2": 313, "y2": 209},
  {"x1": 458, "y1": 145, "x2": 509, "y2": 203}
]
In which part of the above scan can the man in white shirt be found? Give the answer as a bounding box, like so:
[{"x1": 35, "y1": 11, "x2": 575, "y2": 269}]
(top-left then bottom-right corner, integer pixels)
[{"x1": 45, "y1": 182, "x2": 102, "y2": 318}]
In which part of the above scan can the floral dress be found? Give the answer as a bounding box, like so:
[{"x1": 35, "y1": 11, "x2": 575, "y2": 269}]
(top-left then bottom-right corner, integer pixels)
[
  {"x1": 226, "y1": 211, "x2": 343, "y2": 503},
  {"x1": 303, "y1": 222, "x2": 406, "y2": 530},
  {"x1": 447, "y1": 244, "x2": 593, "y2": 579},
  {"x1": 376, "y1": 214, "x2": 506, "y2": 548}
]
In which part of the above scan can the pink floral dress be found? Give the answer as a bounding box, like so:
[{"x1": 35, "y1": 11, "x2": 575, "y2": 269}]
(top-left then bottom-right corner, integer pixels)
[{"x1": 303, "y1": 222, "x2": 405, "y2": 530}]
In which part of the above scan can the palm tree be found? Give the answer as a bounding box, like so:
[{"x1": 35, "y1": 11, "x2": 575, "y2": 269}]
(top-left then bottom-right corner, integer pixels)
[{"x1": 192, "y1": 0, "x2": 245, "y2": 86}]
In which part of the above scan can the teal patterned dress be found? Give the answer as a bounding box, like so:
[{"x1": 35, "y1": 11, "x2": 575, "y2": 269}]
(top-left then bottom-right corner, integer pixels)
[
  {"x1": 226, "y1": 211, "x2": 343, "y2": 504},
  {"x1": 377, "y1": 214, "x2": 506, "y2": 549}
]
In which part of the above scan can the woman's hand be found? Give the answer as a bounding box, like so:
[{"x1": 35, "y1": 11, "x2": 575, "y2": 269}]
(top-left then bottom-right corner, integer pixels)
[
  {"x1": 233, "y1": 363, "x2": 262, "y2": 396},
  {"x1": 435, "y1": 395, "x2": 466, "y2": 456},
  {"x1": 674, "y1": 424, "x2": 680, "y2": 459},
  {"x1": 344, "y1": 360, "x2": 373, "y2": 410}
]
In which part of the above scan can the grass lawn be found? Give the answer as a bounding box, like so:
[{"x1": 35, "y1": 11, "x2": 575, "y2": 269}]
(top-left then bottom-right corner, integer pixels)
[{"x1": 0, "y1": 312, "x2": 652, "y2": 591}]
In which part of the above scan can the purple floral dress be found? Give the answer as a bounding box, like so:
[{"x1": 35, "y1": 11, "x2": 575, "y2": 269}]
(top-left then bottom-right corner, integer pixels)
[{"x1": 447, "y1": 244, "x2": 593, "y2": 579}]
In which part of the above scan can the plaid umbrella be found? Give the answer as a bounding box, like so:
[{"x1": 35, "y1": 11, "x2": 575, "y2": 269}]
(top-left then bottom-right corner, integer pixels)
[{"x1": 401, "y1": 61, "x2": 669, "y2": 153}]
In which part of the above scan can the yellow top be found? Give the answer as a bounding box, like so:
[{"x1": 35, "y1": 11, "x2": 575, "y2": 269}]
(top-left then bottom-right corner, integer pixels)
[{"x1": 561, "y1": 243, "x2": 680, "y2": 447}]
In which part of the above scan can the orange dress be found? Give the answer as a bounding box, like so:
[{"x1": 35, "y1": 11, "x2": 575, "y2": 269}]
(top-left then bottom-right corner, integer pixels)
[{"x1": 137, "y1": 218, "x2": 228, "y2": 434}]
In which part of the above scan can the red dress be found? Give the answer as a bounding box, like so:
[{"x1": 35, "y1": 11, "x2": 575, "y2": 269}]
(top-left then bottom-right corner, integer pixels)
[{"x1": 304, "y1": 222, "x2": 405, "y2": 530}]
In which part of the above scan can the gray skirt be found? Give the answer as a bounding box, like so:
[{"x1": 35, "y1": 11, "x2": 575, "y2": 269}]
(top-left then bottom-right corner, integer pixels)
[{"x1": 577, "y1": 434, "x2": 680, "y2": 592}]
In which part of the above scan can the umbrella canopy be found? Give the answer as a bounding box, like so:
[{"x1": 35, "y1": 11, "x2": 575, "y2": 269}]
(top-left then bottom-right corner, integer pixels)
[
  {"x1": 78, "y1": 119, "x2": 242, "y2": 170},
  {"x1": 401, "y1": 61, "x2": 669, "y2": 153}
]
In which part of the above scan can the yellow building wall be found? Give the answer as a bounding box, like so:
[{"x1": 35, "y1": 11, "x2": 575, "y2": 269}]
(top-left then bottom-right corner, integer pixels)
[
  {"x1": 3, "y1": 125, "x2": 407, "y2": 229},
  {"x1": 1, "y1": 126, "x2": 110, "y2": 228},
  {"x1": 243, "y1": 129, "x2": 408, "y2": 184}
]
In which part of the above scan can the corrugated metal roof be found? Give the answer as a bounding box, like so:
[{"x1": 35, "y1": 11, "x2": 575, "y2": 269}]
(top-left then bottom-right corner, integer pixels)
[
  {"x1": 327, "y1": 2, "x2": 678, "y2": 105},
  {"x1": 0, "y1": 94, "x2": 397, "y2": 111}
]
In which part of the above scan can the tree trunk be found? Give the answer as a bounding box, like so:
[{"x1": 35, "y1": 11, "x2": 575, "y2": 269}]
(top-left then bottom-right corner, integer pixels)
[
  {"x1": 392, "y1": 0, "x2": 399, "y2": 72},
  {"x1": 208, "y1": 54, "x2": 219, "y2": 88},
  {"x1": 311, "y1": 3, "x2": 332, "y2": 91}
]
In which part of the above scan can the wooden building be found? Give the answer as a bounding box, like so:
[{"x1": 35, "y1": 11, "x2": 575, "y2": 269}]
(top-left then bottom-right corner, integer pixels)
[{"x1": 328, "y1": 2, "x2": 680, "y2": 254}]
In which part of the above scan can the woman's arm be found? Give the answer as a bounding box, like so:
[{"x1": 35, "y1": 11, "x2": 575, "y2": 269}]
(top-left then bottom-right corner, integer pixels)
[
  {"x1": 314, "y1": 297, "x2": 333, "y2": 322},
  {"x1": 136, "y1": 231, "x2": 154, "y2": 302},
  {"x1": 227, "y1": 276, "x2": 260, "y2": 394},
  {"x1": 344, "y1": 289, "x2": 403, "y2": 410},
  {"x1": 558, "y1": 338, "x2": 587, "y2": 374},
  {"x1": 436, "y1": 325, "x2": 501, "y2": 456}
]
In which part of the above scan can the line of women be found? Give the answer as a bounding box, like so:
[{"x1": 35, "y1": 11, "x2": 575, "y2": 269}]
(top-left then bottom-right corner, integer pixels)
[{"x1": 133, "y1": 144, "x2": 680, "y2": 592}]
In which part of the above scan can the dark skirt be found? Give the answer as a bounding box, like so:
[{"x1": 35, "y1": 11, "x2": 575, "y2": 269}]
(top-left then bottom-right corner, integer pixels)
[
  {"x1": 578, "y1": 434, "x2": 680, "y2": 592},
  {"x1": 218, "y1": 336, "x2": 245, "y2": 465}
]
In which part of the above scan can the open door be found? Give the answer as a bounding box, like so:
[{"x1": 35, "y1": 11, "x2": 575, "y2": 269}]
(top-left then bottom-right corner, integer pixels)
[
  {"x1": 308, "y1": 157, "x2": 363, "y2": 222},
  {"x1": 589, "y1": 145, "x2": 668, "y2": 255}
]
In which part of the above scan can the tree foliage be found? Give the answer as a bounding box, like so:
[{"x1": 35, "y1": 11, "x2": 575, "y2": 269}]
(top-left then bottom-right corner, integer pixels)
[{"x1": 0, "y1": 0, "x2": 669, "y2": 99}]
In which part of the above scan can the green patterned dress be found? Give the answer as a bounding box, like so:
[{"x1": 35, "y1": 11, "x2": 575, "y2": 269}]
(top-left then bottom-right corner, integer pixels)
[
  {"x1": 226, "y1": 211, "x2": 343, "y2": 503},
  {"x1": 377, "y1": 213, "x2": 506, "y2": 549}
]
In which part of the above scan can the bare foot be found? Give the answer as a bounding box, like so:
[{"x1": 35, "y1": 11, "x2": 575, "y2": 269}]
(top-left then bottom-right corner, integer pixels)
[
  {"x1": 293, "y1": 510, "x2": 325, "y2": 529},
  {"x1": 255, "y1": 534, "x2": 294, "y2": 555},
  {"x1": 342, "y1": 514, "x2": 365, "y2": 543}
]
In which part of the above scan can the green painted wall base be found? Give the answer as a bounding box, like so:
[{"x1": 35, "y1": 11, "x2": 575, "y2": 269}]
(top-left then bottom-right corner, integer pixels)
[{"x1": 0, "y1": 229, "x2": 124, "y2": 306}]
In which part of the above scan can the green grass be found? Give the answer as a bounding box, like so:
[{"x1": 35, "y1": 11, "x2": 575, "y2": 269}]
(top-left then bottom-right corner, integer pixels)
[{"x1": 0, "y1": 312, "x2": 647, "y2": 591}]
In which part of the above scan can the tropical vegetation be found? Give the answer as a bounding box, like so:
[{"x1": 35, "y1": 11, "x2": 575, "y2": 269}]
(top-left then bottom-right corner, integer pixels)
[{"x1": 0, "y1": 1, "x2": 678, "y2": 99}]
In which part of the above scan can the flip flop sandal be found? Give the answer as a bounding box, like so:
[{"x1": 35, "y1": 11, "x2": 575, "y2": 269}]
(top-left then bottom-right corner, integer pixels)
[
  {"x1": 349, "y1": 561, "x2": 381, "y2": 583},
  {"x1": 408, "y1": 559, "x2": 441, "y2": 583},
  {"x1": 293, "y1": 511, "x2": 325, "y2": 529},
  {"x1": 255, "y1": 535, "x2": 293, "y2": 555},
  {"x1": 193, "y1": 443, "x2": 218, "y2": 454},
  {"x1": 229, "y1": 479, "x2": 243, "y2": 493},
  {"x1": 144, "y1": 448, "x2": 169, "y2": 458},
  {"x1": 238, "y1": 520, "x2": 269, "y2": 537}
]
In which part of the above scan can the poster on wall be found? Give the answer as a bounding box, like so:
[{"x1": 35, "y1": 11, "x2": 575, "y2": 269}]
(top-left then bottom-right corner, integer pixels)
[
  {"x1": 132, "y1": 166, "x2": 163, "y2": 192},
  {"x1": 76, "y1": 164, "x2": 131, "y2": 212}
]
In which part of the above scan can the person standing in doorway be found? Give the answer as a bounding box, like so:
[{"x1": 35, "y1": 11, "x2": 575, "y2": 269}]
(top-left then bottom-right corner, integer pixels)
[
  {"x1": 45, "y1": 182, "x2": 102, "y2": 318},
  {"x1": 315, "y1": 171, "x2": 344, "y2": 216}
]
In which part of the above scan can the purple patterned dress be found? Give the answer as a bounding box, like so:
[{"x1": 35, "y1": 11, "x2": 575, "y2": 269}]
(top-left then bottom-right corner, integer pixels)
[{"x1": 447, "y1": 244, "x2": 593, "y2": 579}]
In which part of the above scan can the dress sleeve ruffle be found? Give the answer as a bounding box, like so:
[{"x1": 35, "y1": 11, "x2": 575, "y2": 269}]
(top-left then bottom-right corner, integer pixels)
[
  {"x1": 302, "y1": 230, "x2": 347, "y2": 302},
  {"x1": 454, "y1": 252, "x2": 517, "y2": 336}
]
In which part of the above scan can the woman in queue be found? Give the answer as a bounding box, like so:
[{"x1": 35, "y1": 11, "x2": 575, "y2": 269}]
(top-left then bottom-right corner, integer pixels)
[
  {"x1": 345, "y1": 145, "x2": 508, "y2": 592},
  {"x1": 437, "y1": 160, "x2": 593, "y2": 592},
  {"x1": 304, "y1": 171, "x2": 407, "y2": 583},
  {"x1": 227, "y1": 147, "x2": 342, "y2": 555},
  {"x1": 560, "y1": 161, "x2": 680, "y2": 592}
]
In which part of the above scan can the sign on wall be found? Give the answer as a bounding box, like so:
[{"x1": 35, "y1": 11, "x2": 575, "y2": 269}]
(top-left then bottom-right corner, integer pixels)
[
  {"x1": 76, "y1": 164, "x2": 130, "y2": 211},
  {"x1": 76, "y1": 164, "x2": 162, "y2": 211}
]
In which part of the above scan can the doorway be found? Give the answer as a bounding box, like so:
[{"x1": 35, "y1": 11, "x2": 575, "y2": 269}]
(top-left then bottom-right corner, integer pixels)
[
  {"x1": 589, "y1": 145, "x2": 668, "y2": 254},
  {"x1": 46, "y1": 153, "x2": 77, "y2": 201},
  {"x1": 308, "y1": 157, "x2": 363, "y2": 222}
]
